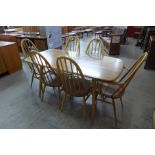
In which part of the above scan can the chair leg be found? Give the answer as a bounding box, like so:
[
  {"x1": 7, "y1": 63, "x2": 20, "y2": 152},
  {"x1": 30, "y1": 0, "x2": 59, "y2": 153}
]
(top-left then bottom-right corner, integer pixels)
[
  {"x1": 41, "y1": 84, "x2": 46, "y2": 101},
  {"x1": 31, "y1": 73, "x2": 34, "y2": 88},
  {"x1": 39, "y1": 81, "x2": 42, "y2": 97},
  {"x1": 112, "y1": 98, "x2": 117, "y2": 125},
  {"x1": 57, "y1": 87, "x2": 61, "y2": 107},
  {"x1": 60, "y1": 92, "x2": 67, "y2": 111},
  {"x1": 83, "y1": 96, "x2": 86, "y2": 119},
  {"x1": 120, "y1": 97, "x2": 123, "y2": 109}
]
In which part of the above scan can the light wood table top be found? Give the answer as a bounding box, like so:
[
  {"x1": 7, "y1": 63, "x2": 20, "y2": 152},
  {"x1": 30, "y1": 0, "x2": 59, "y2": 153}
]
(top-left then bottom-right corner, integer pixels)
[{"x1": 25, "y1": 49, "x2": 124, "y2": 82}]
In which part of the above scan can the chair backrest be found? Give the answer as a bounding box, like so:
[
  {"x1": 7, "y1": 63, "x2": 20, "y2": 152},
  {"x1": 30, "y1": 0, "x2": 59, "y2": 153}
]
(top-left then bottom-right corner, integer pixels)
[
  {"x1": 21, "y1": 39, "x2": 39, "y2": 58},
  {"x1": 30, "y1": 51, "x2": 58, "y2": 85},
  {"x1": 56, "y1": 56, "x2": 86, "y2": 94},
  {"x1": 113, "y1": 52, "x2": 148, "y2": 97},
  {"x1": 85, "y1": 38, "x2": 105, "y2": 59},
  {"x1": 65, "y1": 36, "x2": 80, "y2": 57}
]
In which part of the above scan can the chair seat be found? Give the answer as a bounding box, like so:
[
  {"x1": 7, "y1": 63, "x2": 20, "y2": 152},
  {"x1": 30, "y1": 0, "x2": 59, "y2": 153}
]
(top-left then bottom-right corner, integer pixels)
[
  {"x1": 96, "y1": 82, "x2": 124, "y2": 98},
  {"x1": 63, "y1": 78, "x2": 92, "y2": 97},
  {"x1": 43, "y1": 75, "x2": 61, "y2": 87},
  {"x1": 50, "y1": 77, "x2": 62, "y2": 87}
]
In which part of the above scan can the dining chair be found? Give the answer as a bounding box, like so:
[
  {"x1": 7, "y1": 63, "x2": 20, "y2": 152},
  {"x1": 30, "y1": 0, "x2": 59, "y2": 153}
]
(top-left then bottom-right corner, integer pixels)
[
  {"x1": 85, "y1": 38, "x2": 105, "y2": 59},
  {"x1": 94, "y1": 52, "x2": 148, "y2": 124},
  {"x1": 56, "y1": 56, "x2": 91, "y2": 118},
  {"x1": 21, "y1": 39, "x2": 40, "y2": 87},
  {"x1": 65, "y1": 36, "x2": 80, "y2": 57},
  {"x1": 30, "y1": 51, "x2": 61, "y2": 104}
]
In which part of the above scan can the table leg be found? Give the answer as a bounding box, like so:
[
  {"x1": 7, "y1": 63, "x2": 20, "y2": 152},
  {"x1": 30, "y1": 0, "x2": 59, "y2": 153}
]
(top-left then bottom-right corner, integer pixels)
[{"x1": 92, "y1": 78, "x2": 96, "y2": 119}]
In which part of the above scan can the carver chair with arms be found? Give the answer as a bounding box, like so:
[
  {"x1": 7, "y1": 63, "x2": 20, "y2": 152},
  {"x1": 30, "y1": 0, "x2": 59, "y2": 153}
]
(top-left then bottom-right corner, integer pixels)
[{"x1": 94, "y1": 52, "x2": 148, "y2": 124}]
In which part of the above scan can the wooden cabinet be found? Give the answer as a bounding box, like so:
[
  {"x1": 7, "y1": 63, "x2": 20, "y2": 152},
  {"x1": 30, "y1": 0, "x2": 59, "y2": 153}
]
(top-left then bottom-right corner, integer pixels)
[
  {"x1": 16, "y1": 35, "x2": 48, "y2": 51},
  {"x1": 0, "y1": 33, "x2": 17, "y2": 42},
  {"x1": 33, "y1": 38, "x2": 47, "y2": 50},
  {"x1": 144, "y1": 36, "x2": 155, "y2": 69},
  {"x1": 143, "y1": 27, "x2": 155, "y2": 51},
  {"x1": 0, "y1": 32, "x2": 48, "y2": 52},
  {"x1": 0, "y1": 33, "x2": 21, "y2": 52},
  {"x1": 0, "y1": 55, "x2": 7, "y2": 73},
  {"x1": 62, "y1": 26, "x2": 69, "y2": 34},
  {"x1": 0, "y1": 41, "x2": 22, "y2": 74}
]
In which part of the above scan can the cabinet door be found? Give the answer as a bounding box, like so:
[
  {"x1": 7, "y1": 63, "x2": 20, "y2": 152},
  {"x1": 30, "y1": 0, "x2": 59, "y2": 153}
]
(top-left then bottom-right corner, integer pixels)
[
  {"x1": 34, "y1": 39, "x2": 47, "y2": 51},
  {"x1": 0, "y1": 55, "x2": 7, "y2": 74}
]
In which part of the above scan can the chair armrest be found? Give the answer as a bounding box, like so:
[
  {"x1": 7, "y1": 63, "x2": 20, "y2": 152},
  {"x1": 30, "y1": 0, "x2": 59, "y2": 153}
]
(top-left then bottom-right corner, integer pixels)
[{"x1": 96, "y1": 80, "x2": 123, "y2": 98}]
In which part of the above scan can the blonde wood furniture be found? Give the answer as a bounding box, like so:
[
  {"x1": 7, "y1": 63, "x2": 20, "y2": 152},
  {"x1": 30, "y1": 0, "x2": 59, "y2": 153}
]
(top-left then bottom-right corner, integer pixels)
[
  {"x1": 95, "y1": 52, "x2": 148, "y2": 124},
  {"x1": 0, "y1": 41, "x2": 22, "y2": 74},
  {"x1": 65, "y1": 36, "x2": 80, "y2": 57},
  {"x1": 21, "y1": 39, "x2": 40, "y2": 87},
  {"x1": 30, "y1": 51, "x2": 62, "y2": 103},
  {"x1": 56, "y1": 56, "x2": 92, "y2": 117},
  {"x1": 21, "y1": 39, "x2": 39, "y2": 58},
  {"x1": 25, "y1": 49, "x2": 124, "y2": 117},
  {"x1": 25, "y1": 49, "x2": 124, "y2": 81},
  {"x1": 85, "y1": 38, "x2": 105, "y2": 59}
]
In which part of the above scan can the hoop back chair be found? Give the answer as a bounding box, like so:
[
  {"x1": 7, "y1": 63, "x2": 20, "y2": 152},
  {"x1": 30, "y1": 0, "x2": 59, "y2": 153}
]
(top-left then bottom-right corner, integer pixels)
[
  {"x1": 65, "y1": 36, "x2": 80, "y2": 57},
  {"x1": 85, "y1": 38, "x2": 105, "y2": 59},
  {"x1": 30, "y1": 51, "x2": 61, "y2": 103},
  {"x1": 95, "y1": 52, "x2": 148, "y2": 124},
  {"x1": 21, "y1": 39, "x2": 40, "y2": 87},
  {"x1": 56, "y1": 56, "x2": 91, "y2": 117}
]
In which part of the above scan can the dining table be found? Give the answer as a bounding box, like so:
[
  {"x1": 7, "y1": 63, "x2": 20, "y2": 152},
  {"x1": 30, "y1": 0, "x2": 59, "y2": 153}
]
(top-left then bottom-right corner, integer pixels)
[{"x1": 25, "y1": 49, "x2": 124, "y2": 118}]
